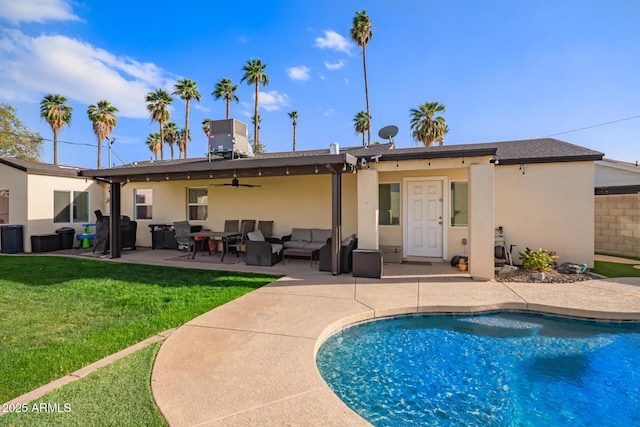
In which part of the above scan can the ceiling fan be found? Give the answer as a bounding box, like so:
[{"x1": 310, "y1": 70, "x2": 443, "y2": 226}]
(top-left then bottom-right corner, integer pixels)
[{"x1": 214, "y1": 177, "x2": 261, "y2": 188}]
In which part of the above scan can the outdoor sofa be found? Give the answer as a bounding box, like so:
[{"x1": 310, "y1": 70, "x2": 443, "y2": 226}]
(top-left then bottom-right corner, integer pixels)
[{"x1": 281, "y1": 228, "x2": 332, "y2": 251}]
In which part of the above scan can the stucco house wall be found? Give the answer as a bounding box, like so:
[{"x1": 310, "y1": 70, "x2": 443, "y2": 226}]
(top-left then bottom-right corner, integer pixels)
[
  {"x1": 0, "y1": 162, "x2": 27, "y2": 227},
  {"x1": 494, "y1": 161, "x2": 596, "y2": 267},
  {"x1": 120, "y1": 174, "x2": 359, "y2": 248},
  {"x1": 0, "y1": 160, "x2": 104, "y2": 252}
]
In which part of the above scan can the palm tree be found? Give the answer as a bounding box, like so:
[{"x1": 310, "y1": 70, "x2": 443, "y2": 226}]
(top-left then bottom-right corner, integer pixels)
[
  {"x1": 212, "y1": 78, "x2": 239, "y2": 119},
  {"x1": 176, "y1": 128, "x2": 190, "y2": 159},
  {"x1": 87, "y1": 100, "x2": 118, "y2": 169},
  {"x1": 173, "y1": 79, "x2": 201, "y2": 158},
  {"x1": 353, "y1": 110, "x2": 369, "y2": 146},
  {"x1": 39, "y1": 93, "x2": 72, "y2": 165},
  {"x1": 202, "y1": 118, "x2": 211, "y2": 138},
  {"x1": 350, "y1": 9, "x2": 373, "y2": 146},
  {"x1": 240, "y1": 58, "x2": 269, "y2": 153},
  {"x1": 409, "y1": 102, "x2": 449, "y2": 146},
  {"x1": 147, "y1": 133, "x2": 161, "y2": 160},
  {"x1": 163, "y1": 122, "x2": 178, "y2": 160},
  {"x1": 145, "y1": 89, "x2": 172, "y2": 160},
  {"x1": 288, "y1": 110, "x2": 298, "y2": 151}
]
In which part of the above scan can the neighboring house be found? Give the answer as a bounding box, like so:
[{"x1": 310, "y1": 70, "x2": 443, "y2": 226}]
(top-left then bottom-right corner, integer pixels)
[
  {"x1": 1, "y1": 137, "x2": 603, "y2": 280},
  {"x1": 594, "y1": 159, "x2": 640, "y2": 258},
  {"x1": 0, "y1": 158, "x2": 105, "y2": 252}
]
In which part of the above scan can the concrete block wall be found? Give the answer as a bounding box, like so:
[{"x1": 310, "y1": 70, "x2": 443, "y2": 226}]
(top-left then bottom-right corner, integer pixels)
[{"x1": 595, "y1": 193, "x2": 640, "y2": 258}]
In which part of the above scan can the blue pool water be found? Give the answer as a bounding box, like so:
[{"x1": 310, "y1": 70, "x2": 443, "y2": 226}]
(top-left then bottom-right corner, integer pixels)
[{"x1": 316, "y1": 312, "x2": 640, "y2": 426}]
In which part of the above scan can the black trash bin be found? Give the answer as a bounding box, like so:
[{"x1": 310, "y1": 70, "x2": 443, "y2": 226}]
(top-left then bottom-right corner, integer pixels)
[
  {"x1": 56, "y1": 227, "x2": 76, "y2": 250},
  {"x1": 0, "y1": 224, "x2": 24, "y2": 254}
]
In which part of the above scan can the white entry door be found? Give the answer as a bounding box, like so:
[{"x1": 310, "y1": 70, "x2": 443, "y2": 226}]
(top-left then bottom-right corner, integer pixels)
[{"x1": 406, "y1": 180, "x2": 443, "y2": 257}]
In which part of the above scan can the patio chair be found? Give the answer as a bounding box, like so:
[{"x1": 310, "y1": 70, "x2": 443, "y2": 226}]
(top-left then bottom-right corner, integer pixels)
[
  {"x1": 224, "y1": 219, "x2": 239, "y2": 232},
  {"x1": 257, "y1": 220, "x2": 274, "y2": 238},
  {"x1": 228, "y1": 219, "x2": 255, "y2": 256},
  {"x1": 173, "y1": 221, "x2": 195, "y2": 257},
  {"x1": 245, "y1": 229, "x2": 284, "y2": 266}
]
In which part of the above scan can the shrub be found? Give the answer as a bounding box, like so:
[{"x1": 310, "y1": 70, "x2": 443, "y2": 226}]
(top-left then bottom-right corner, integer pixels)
[{"x1": 519, "y1": 247, "x2": 558, "y2": 270}]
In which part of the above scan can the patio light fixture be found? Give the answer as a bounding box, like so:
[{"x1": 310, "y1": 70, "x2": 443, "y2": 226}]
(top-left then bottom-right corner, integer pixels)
[
  {"x1": 314, "y1": 165, "x2": 318, "y2": 173},
  {"x1": 258, "y1": 167, "x2": 262, "y2": 176},
  {"x1": 209, "y1": 170, "x2": 213, "y2": 178},
  {"x1": 146, "y1": 175, "x2": 149, "y2": 181},
  {"x1": 165, "y1": 173, "x2": 169, "y2": 180},
  {"x1": 286, "y1": 166, "x2": 289, "y2": 175}
]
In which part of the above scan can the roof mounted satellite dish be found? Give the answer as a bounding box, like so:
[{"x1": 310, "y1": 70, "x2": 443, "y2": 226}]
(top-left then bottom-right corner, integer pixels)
[{"x1": 378, "y1": 125, "x2": 399, "y2": 143}]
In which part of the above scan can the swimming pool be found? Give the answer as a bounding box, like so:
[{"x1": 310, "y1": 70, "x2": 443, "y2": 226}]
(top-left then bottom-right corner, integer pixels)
[{"x1": 316, "y1": 312, "x2": 640, "y2": 426}]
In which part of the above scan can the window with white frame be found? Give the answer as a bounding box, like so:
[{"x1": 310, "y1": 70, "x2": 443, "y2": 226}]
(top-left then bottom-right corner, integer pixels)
[
  {"x1": 379, "y1": 183, "x2": 400, "y2": 225},
  {"x1": 450, "y1": 181, "x2": 468, "y2": 227},
  {"x1": 0, "y1": 189, "x2": 8, "y2": 224},
  {"x1": 187, "y1": 187, "x2": 208, "y2": 221},
  {"x1": 54, "y1": 190, "x2": 89, "y2": 223},
  {"x1": 134, "y1": 188, "x2": 153, "y2": 220}
]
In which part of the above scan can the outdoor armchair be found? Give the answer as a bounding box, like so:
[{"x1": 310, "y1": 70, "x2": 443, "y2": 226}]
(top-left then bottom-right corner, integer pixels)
[
  {"x1": 245, "y1": 230, "x2": 283, "y2": 266},
  {"x1": 319, "y1": 234, "x2": 358, "y2": 274}
]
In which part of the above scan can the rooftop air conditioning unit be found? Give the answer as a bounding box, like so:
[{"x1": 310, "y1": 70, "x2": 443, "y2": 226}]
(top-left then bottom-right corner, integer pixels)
[{"x1": 208, "y1": 119, "x2": 250, "y2": 160}]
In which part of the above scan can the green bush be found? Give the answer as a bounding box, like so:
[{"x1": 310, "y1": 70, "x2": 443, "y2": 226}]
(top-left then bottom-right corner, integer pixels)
[{"x1": 519, "y1": 247, "x2": 558, "y2": 270}]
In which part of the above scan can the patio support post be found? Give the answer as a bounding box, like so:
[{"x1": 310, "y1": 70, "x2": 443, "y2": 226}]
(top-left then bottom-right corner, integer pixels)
[
  {"x1": 468, "y1": 163, "x2": 494, "y2": 280},
  {"x1": 331, "y1": 171, "x2": 342, "y2": 275},
  {"x1": 109, "y1": 181, "x2": 122, "y2": 259},
  {"x1": 357, "y1": 168, "x2": 379, "y2": 249}
]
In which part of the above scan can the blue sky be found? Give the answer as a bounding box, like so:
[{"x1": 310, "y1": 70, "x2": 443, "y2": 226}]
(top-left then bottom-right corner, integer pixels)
[{"x1": 1, "y1": 0, "x2": 639, "y2": 168}]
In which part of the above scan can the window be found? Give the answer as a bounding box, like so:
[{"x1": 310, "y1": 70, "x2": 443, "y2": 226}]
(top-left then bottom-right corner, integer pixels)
[
  {"x1": 187, "y1": 187, "x2": 208, "y2": 221},
  {"x1": 54, "y1": 190, "x2": 89, "y2": 223},
  {"x1": 0, "y1": 189, "x2": 8, "y2": 224},
  {"x1": 450, "y1": 181, "x2": 468, "y2": 227},
  {"x1": 379, "y1": 183, "x2": 400, "y2": 225},
  {"x1": 135, "y1": 189, "x2": 153, "y2": 220}
]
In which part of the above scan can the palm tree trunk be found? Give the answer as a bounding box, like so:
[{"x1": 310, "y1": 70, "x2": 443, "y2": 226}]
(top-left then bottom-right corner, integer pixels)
[
  {"x1": 254, "y1": 80, "x2": 259, "y2": 152},
  {"x1": 159, "y1": 122, "x2": 165, "y2": 160},
  {"x1": 363, "y1": 46, "x2": 371, "y2": 146},
  {"x1": 97, "y1": 137, "x2": 102, "y2": 169},
  {"x1": 293, "y1": 123, "x2": 297, "y2": 151},
  {"x1": 226, "y1": 96, "x2": 231, "y2": 119},
  {"x1": 53, "y1": 131, "x2": 58, "y2": 165},
  {"x1": 185, "y1": 99, "x2": 190, "y2": 158}
]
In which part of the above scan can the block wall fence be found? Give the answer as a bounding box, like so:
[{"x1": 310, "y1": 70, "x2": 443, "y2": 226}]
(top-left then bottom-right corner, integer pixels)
[{"x1": 595, "y1": 193, "x2": 640, "y2": 258}]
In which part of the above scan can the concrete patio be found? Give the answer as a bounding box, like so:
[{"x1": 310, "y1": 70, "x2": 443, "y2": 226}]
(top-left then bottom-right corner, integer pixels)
[{"x1": 96, "y1": 248, "x2": 640, "y2": 426}]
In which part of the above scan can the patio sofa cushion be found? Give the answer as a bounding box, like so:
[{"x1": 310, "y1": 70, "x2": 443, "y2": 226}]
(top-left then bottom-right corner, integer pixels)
[{"x1": 247, "y1": 230, "x2": 265, "y2": 242}]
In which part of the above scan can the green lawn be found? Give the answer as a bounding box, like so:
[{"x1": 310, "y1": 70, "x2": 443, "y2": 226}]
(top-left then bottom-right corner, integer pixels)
[
  {"x1": 592, "y1": 260, "x2": 640, "y2": 278},
  {"x1": 0, "y1": 256, "x2": 277, "y2": 403},
  {"x1": 1, "y1": 342, "x2": 167, "y2": 426}
]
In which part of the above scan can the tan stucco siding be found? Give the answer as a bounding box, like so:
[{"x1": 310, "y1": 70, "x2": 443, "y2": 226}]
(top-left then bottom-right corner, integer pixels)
[
  {"x1": 495, "y1": 162, "x2": 595, "y2": 267},
  {"x1": 377, "y1": 166, "x2": 470, "y2": 259},
  {"x1": 25, "y1": 175, "x2": 104, "y2": 251},
  {"x1": 0, "y1": 164, "x2": 27, "y2": 226},
  {"x1": 122, "y1": 174, "x2": 358, "y2": 248}
]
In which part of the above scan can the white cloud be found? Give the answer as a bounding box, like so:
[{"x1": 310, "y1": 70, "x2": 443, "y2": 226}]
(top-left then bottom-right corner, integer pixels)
[
  {"x1": 0, "y1": 29, "x2": 177, "y2": 118},
  {"x1": 324, "y1": 59, "x2": 345, "y2": 70},
  {"x1": 286, "y1": 65, "x2": 310, "y2": 82},
  {"x1": 323, "y1": 108, "x2": 334, "y2": 117},
  {"x1": 258, "y1": 90, "x2": 290, "y2": 111},
  {"x1": 0, "y1": 0, "x2": 81, "y2": 24},
  {"x1": 314, "y1": 30, "x2": 352, "y2": 55}
]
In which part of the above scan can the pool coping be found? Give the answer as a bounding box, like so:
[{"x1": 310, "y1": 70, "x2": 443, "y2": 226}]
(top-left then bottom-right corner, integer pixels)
[{"x1": 151, "y1": 274, "x2": 640, "y2": 426}]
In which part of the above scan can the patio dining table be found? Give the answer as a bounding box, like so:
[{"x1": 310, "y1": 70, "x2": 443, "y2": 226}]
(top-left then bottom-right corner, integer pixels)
[{"x1": 188, "y1": 231, "x2": 241, "y2": 262}]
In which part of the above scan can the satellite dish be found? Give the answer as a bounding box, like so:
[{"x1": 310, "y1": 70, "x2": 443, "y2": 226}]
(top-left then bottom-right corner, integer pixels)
[{"x1": 378, "y1": 125, "x2": 399, "y2": 143}]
